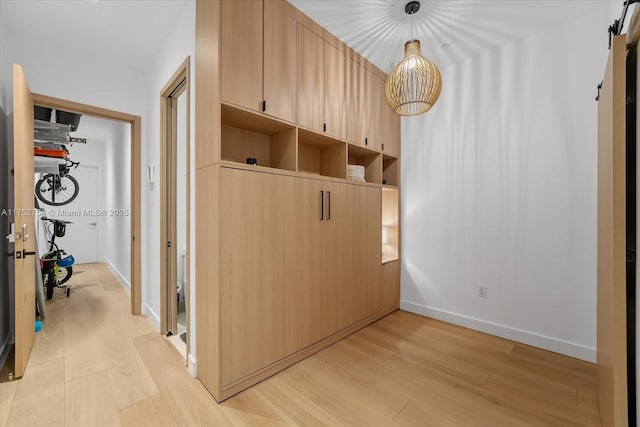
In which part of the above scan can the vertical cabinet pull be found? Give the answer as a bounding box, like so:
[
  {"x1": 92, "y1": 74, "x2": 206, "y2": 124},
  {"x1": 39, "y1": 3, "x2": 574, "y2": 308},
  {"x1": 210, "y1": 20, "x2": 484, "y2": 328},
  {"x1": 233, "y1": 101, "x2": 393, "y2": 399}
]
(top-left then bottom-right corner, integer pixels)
[
  {"x1": 327, "y1": 192, "x2": 331, "y2": 220},
  {"x1": 323, "y1": 123, "x2": 327, "y2": 132},
  {"x1": 320, "y1": 191, "x2": 324, "y2": 220},
  {"x1": 262, "y1": 100, "x2": 267, "y2": 112},
  {"x1": 365, "y1": 137, "x2": 368, "y2": 146}
]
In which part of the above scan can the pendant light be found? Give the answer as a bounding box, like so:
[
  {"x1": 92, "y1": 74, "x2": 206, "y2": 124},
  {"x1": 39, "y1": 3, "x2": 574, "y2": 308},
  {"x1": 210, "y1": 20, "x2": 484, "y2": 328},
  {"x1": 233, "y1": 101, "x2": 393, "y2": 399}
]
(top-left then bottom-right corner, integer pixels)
[{"x1": 385, "y1": 1, "x2": 442, "y2": 116}]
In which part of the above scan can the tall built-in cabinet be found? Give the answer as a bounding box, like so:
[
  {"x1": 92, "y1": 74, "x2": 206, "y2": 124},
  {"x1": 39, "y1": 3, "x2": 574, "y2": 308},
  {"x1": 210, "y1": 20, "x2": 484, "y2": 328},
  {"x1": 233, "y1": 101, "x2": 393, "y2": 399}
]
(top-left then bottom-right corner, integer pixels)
[{"x1": 196, "y1": 0, "x2": 401, "y2": 401}]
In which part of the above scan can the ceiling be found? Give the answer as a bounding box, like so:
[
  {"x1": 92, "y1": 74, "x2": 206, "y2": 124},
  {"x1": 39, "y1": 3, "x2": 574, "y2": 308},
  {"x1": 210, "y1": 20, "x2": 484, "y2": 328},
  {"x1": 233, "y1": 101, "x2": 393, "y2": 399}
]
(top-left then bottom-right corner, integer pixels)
[
  {"x1": 0, "y1": 0, "x2": 191, "y2": 71},
  {"x1": 288, "y1": 0, "x2": 614, "y2": 73},
  {"x1": 0, "y1": 0, "x2": 617, "y2": 75}
]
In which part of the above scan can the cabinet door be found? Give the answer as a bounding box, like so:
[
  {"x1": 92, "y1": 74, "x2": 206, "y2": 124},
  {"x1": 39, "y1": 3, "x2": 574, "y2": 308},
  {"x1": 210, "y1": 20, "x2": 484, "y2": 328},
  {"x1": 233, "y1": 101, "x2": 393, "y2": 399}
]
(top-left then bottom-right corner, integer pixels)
[
  {"x1": 364, "y1": 70, "x2": 382, "y2": 150},
  {"x1": 347, "y1": 58, "x2": 366, "y2": 146},
  {"x1": 298, "y1": 24, "x2": 325, "y2": 133},
  {"x1": 323, "y1": 182, "x2": 381, "y2": 333},
  {"x1": 324, "y1": 42, "x2": 346, "y2": 140},
  {"x1": 380, "y1": 79, "x2": 401, "y2": 156},
  {"x1": 348, "y1": 184, "x2": 382, "y2": 320},
  {"x1": 219, "y1": 168, "x2": 324, "y2": 385},
  {"x1": 264, "y1": 0, "x2": 297, "y2": 123},
  {"x1": 221, "y1": 0, "x2": 263, "y2": 112}
]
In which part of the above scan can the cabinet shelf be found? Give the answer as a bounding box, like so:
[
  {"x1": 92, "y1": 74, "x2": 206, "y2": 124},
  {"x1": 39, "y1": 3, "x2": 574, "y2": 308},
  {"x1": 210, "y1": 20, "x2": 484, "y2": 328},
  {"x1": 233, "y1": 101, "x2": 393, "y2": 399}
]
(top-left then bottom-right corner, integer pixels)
[
  {"x1": 297, "y1": 128, "x2": 346, "y2": 179},
  {"x1": 348, "y1": 143, "x2": 381, "y2": 184},
  {"x1": 221, "y1": 103, "x2": 297, "y2": 171},
  {"x1": 382, "y1": 154, "x2": 399, "y2": 187}
]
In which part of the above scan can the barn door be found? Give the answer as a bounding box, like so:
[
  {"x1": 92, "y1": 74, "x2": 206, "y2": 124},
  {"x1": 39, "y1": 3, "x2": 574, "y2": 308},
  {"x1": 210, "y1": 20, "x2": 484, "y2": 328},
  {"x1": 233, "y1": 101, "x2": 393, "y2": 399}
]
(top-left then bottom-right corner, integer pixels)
[
  {"x1": 12, "y1": 64, "x2": 36, "y2": 378},
  {"x1": 597, "y1": 35, "x2": 628, "y2": 427}
]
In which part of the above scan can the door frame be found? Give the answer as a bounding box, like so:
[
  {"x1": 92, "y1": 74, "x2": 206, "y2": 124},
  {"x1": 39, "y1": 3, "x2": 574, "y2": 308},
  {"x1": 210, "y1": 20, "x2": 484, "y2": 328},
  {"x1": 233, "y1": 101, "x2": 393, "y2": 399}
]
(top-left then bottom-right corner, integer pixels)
[
  {"x1": 159, "y1": 57, "x2": 191, "y2": 356},
  {"x1": 31, "y1": 93, "x2": 142, "y2": 315}
]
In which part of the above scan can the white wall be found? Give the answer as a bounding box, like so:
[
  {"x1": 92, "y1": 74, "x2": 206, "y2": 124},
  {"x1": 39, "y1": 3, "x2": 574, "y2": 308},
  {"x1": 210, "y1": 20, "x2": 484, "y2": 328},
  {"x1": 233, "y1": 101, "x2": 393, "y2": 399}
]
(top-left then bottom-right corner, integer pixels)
[
  {"x1": 143, "y1": 1, "x2": 196, "y2": 372},
  {"x1": 401, "y1": 6, "x2": 614, "y2": 362},
  {"x1": 101, "y1": 121, "x2": 132, "y2": 287}
]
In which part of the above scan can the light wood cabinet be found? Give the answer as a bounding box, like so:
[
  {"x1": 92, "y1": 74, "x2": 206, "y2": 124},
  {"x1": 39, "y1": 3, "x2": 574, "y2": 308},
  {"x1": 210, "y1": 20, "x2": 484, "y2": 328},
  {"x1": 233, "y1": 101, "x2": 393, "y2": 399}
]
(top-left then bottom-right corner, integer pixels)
[
  {"x1": 298, "y1": 24, "x2": 325, "y2": 132},
  {"x1": 298, "y1": 25, "x2": 347, "y2": 139},
  {"x1": 196, "y1": 0, "x2": 400, "y2": 402},
  {"x1": 221, "y1": 0, "x2": 297, "y2": 122},
  {"x1": 264, "y1": 0, "x2": 297, "y2": 123},
  {"x1": 380, "y1": 79, "x2": 401, "y2": 156},
  {"x1": 221, "y1": 0, "x2": 263, "y2": 112},
  {"x1": 323, "y1": 181, "x2": 380, "y2": 335},
  {"x1": 347, "y1": 59, "x2": 380, "y2": 149},
  {"x1": 219, "y1": 167, "x2": 381, "y2": 386},
  {"x1": 324, "y1": 42, "x2": 347, "y2": 139}
]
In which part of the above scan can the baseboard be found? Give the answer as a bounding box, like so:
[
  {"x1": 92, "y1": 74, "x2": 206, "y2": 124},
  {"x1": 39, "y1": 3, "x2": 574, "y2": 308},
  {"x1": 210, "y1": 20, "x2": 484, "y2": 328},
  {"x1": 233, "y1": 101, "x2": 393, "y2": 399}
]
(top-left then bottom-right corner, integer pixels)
[
  {"x1": 188, "y1": 353, "x2": 197, "y2": 378},
  {"x1": 101, "y1": 257, "x2": 131, "y2": 290},
  {"x1": 400, "y1": 300, "x2": 597, "y2": 363},
  {"x1": 142, "y1": 303, "x2": 161, "y2": 332}
]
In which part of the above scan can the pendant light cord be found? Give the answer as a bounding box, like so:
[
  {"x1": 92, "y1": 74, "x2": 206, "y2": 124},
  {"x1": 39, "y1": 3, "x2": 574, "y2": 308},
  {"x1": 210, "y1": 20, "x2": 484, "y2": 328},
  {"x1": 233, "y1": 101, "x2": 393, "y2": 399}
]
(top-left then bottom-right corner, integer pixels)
[{"x1": 411, "y1": 8, "x2": 415, "y2": 41}]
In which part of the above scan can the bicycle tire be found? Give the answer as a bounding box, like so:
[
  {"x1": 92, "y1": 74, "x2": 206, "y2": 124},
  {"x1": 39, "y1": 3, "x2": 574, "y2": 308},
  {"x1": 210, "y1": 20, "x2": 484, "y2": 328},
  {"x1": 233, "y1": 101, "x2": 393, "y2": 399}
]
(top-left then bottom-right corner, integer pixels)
[
  {"x1": 58, "y1": 266, "x2": 72, "y2": 285},
  {"x1": 45, "y1": 274, "x2": 55, "y2": 300},
  {"x1": 35, "y1": 174, "x2": 80, "y2": 206}
]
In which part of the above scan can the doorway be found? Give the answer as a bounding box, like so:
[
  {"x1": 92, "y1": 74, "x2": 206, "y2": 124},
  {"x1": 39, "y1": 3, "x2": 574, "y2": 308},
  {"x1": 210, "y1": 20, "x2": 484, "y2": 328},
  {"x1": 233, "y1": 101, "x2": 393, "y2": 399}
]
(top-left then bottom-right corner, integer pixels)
[
  {"x1": 31, "y1": 94, "x2": 142, "y2": 315},
  {"x1": 160, "y1": 58, "x2": 190, "y2": 362}
]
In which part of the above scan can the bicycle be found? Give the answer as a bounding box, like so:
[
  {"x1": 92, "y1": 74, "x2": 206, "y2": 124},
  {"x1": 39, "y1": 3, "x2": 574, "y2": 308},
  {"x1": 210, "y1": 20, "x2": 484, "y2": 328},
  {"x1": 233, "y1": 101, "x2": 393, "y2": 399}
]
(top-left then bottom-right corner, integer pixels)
[
  {"x1": 35, "y1": 157, "x2": 81, "y2": 207},
  {"x1": 40, "y1": 217, "x2": 75, "y2": 299}
]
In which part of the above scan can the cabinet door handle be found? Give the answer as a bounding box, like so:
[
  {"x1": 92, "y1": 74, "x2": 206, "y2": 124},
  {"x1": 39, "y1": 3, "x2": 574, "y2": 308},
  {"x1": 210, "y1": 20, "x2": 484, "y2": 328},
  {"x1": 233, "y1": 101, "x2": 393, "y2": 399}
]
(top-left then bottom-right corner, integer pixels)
[
  {"x1": 365, "y1": 137, "x2": 368, "y2": 146},
  {"x1": 262, "y1": 100, "x2": 266, "y2": 112},
  {"x1": 323, "y1": 123, "x2": 327, "y2": 132},
  {"x1": 382, "y1": 143, "x2": 385, "y2": 151},
  {"x1": 320, "y1": 191, "x2": 324, "y2": 221},
  {"x1": 327, "y1": 191, "x2": 331, "y2": 220}
]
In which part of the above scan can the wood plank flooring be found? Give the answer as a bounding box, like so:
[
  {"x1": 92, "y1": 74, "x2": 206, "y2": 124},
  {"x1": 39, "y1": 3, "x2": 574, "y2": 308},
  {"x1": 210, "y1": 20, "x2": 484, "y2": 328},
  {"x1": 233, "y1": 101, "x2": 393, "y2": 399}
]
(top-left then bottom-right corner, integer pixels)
[{"x1": 1, "y1": 263, "x2": 601, "y2": 426}]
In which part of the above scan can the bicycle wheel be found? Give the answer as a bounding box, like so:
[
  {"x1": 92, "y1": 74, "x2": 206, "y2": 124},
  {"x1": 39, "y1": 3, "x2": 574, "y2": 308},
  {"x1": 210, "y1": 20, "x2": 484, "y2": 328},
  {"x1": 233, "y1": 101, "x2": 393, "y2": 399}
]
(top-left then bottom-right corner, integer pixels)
[
  {"x1": 58, "y1": 266, "x2": 72, "y2": 285},
  {"x1": 35, "y1": 174, "x2": 80, "y2": 206},
  {"x1": 45, "y1": 273, "x2": 56, "y2": 300}
]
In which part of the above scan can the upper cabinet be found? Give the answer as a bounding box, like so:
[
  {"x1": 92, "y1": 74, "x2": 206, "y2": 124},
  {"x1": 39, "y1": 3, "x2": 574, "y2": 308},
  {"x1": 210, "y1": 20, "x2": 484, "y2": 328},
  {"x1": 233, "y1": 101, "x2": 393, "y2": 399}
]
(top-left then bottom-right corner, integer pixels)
[
  {"x1": 379, "y1": 79, "x2": 401, "y2": 157},
  {"x1": 263, "y1": 0, "x2": 297, "y2": 123},
  {"x1": 298, "y1": 25, "x2": 325, "y2": 133},
  {"x1": 221, "y1": 0, "x2": 263, "y2": 112},
  {"x1": 221, "y1": 0, "x2": 297, "y2": 123},
  {"x1": 298, "y1": 25, "x2": 347, "y2": 140},
  {"x1": 347, "y1": 59, "x2": 381, "y2": 150},
  {"x1": 324, "y1": 42, "x2": 347, "y2": 140}
]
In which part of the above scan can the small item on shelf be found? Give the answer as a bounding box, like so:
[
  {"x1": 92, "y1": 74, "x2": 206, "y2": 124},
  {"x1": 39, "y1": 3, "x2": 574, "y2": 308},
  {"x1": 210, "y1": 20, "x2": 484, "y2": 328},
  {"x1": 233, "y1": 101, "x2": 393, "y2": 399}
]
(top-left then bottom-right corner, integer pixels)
[
  {"x1": 34, "y1": 146, "x2": 68, "y2": 159},
  {"x1": 246, "y1": 157, "x2": 257, "y2": 166},
  {"x1": 347, "y1": 164, "x2": 366, "y2": 183},
  {"x1": 382, "y1": 179, "x2": 388, "y2": 185}
]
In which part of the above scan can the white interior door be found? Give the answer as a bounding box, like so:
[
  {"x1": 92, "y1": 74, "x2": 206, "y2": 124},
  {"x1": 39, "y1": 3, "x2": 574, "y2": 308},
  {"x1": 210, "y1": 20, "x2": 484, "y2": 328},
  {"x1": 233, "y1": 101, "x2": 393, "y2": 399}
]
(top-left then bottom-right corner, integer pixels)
[{"x1": 50, "y1": 164, "x2": 100, "y2": 264}]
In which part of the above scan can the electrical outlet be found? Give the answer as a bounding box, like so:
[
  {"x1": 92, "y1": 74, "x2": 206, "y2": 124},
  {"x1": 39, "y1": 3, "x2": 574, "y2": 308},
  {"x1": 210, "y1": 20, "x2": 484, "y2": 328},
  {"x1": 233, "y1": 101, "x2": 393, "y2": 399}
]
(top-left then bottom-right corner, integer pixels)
[{"x1": 479, "y1": 287, "x2": 487, "y2": 298}]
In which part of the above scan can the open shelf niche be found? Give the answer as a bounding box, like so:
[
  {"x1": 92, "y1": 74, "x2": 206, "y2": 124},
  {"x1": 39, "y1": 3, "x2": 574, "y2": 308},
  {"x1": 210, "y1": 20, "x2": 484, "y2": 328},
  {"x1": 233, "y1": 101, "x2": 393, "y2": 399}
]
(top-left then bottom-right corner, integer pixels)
[
  {"x1": 348, "y1": 143, "x2": 382, "y2": 184},
  {"x1": 297, "y1": 129, "x2": 346, "y2": 179},
  {"x1": 221, "y1": 104, "x2": 297, "y2": 171},
  {"x1": 382, "y1": 154, "x2": 399, "y2": 187},
  {"x1": 382, "y1": 187, "x2": 399, "y2": 264}
]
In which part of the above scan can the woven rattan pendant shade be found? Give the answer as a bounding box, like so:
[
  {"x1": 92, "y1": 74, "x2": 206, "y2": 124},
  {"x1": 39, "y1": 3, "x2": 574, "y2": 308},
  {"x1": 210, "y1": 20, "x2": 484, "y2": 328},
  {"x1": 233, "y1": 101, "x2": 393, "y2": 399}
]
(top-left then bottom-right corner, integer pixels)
[{"x1": 385, "y1": 40, "x2": 442, "y2": 116}]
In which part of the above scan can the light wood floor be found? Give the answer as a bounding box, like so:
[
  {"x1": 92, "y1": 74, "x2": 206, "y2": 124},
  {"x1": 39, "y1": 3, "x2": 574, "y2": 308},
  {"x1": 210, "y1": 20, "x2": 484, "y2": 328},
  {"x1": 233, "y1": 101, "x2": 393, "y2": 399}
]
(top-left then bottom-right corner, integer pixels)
[{"x1": 0, "y1": 263, "x2": 601, "y2": 426}]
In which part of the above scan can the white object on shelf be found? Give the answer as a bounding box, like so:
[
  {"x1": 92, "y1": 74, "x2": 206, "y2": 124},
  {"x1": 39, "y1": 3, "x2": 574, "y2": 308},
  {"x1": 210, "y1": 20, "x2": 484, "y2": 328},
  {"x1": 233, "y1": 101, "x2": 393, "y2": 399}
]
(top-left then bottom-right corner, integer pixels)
[
  {"x1": 347, "y1": 164, "x2": 366, "y2": 182},
  {"x1": 34, "y1": 155, "x2": 65, "y2": 175}
]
